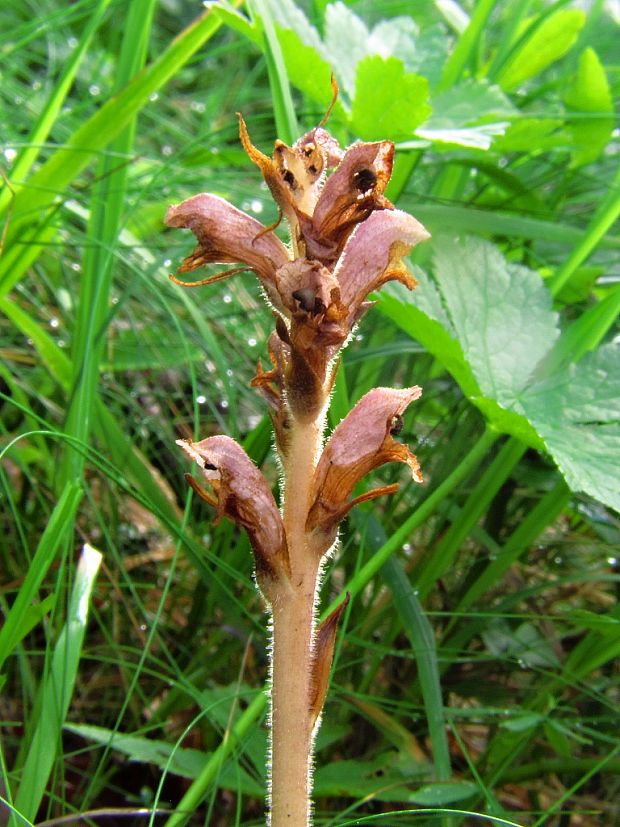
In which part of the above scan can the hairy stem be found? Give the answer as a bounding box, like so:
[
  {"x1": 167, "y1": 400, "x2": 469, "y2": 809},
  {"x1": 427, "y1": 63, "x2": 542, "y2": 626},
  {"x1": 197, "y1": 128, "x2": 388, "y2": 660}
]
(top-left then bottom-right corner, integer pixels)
[{"x1": 269, "y1": 415, "x2": 325, "y2": 827}]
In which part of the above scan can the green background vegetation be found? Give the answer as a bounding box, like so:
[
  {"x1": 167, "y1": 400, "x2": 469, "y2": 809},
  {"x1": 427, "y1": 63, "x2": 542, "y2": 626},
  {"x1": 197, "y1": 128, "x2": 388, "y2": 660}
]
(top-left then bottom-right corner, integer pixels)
[{"x1": 1, "y1": 0, "x2": 619, "y2": 824}]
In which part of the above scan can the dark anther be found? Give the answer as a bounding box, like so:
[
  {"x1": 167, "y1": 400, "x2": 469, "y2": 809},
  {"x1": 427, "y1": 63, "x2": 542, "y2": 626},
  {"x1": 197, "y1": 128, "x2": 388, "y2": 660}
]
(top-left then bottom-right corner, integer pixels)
[
  {"x1": 389, "y1": 414, "x2": 404, "y2": 436},
  {"x1": 353, "y1": 168, "x2": 377, "y2": 193},
  {"x1": 292, "y1": 287, "x2": 317, "y2": 313},
  {"x1": 313, "y1": 296, "x2": 326, "y2": 315},
  {"x1": 308, "y1": 164, "x2": 318, "y2": 174},
  {"x1": 203, "y1": 461, "x2": 217, "y2": 470},
  {"x1": 275, "y1": 315, "x2": 291, "y2": 344},
  {"x1": 303, "y1": 143, "x2": 316, "y2": 156},
  {"x1": 282, "y1": 169, "x2": 296, "y2": 187}
]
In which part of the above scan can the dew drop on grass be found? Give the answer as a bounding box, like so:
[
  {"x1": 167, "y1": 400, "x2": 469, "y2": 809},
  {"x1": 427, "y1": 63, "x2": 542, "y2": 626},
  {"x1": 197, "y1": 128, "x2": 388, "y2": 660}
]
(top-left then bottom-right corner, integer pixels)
[
  {"x1": 607, "y1": 556, "x2": 618, "y2": 565},
  {"x1": 190, "y1": 101, "x2": 206, "y2": 113},
  {"x1": 161, "y1": 145, "x2": 173, "y2": 157},
  {"x1": 196, "y1": 395, "x2": 206, "y2": 404},
  {"x1": 250, "y1": 199, "x2": 263, "y2": 214},
  {"x1": 71, "y1": 262, "x2": 81, "y2": 272},
  {"x1": 248, "y1": 337, "x2": 257, "y2": 347},
  {"x1": 163, "y1": 259, "x2": 172, "y2": 268},
  {"x1": 220, "y1": 399, "x2": 229, "y2": 409},
  {"x1": 68, "y1": 36, "x2": 78, "y2": 48},
  {"x1": 49, "y1": 317, "x2": 59, "y2": 329},
  {"x1": 3, "y1": 147, "x2": 16, "y2": 163},
  {"x1": 89, "y1": 84, "x2": 100, "y2": 97},
  {"x1": 226, "y1": 369, "x2": 233, "y2": 377},
  {"x1": 149, "y1": 92, "x2": 159, "y2": 102},
  {"x1": 223, "y1": 294, "x2": 232, "y2": 304}
]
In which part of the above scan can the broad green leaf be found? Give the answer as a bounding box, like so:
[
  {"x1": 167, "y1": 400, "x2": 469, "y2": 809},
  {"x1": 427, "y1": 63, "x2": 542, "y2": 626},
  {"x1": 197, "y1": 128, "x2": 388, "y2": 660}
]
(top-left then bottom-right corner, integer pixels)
[
  {"x1": 64, "y1": 723, "x2": 264, "y2": 795},
  {"x1": 381, "y1": 237, "x2": 620, "y2": 512},
  {"x1": 564, "y1": 47, "x2": 614, "y2": 168},
  {"x1": 418, "y1": 79, "x2": 514, "y2": 148},
  {"x1": 427, "y1": 79, "x2": 516, "y2": 128},
  {"x1": 407, "y1": 781, "x2": 479, "y2": 805},
  {"x1": 324, "y1": 1, "x2": 370, "y2": 98},
  {"x1": 351, "y1": 56, "x2": 431, "y2": 141},
  {"x1": 497, "y1": 9, "x2": 586, "y2": 91},
  {"x1": 517, "y1": 342, "x2": 620, "y2": 512},
  {"x1": 431, "y1": 238, "x2": 560, "y2": 407}
]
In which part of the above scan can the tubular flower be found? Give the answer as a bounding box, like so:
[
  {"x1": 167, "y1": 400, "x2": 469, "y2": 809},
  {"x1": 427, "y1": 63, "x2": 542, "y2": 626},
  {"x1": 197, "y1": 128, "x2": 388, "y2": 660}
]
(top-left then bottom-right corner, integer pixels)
[
  {"x1": 307, "y1": 387, "x2": 423, "y2": 549},
  {"x1": 176, "y1": 435, "x2": 290, "y2": 600}
]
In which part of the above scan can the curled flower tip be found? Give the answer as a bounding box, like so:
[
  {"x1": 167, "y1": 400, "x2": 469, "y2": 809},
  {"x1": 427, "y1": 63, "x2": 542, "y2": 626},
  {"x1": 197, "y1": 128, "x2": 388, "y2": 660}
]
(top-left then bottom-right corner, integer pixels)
[
  {"x1": 176, "y1": 435, "x2": 290, "y2": 597},
  {"x1": 307, "y1": 387, "x2": 423, "y2": 542},
  {"x1": 309, "y1": 593, "x2": 350, "y2": 734},
  {"x1": 164, "y1": 192, "x2": 290, "y2": 312},
  {"x1": 335, "y1": 209, "x2": 431, "y2": 326}
]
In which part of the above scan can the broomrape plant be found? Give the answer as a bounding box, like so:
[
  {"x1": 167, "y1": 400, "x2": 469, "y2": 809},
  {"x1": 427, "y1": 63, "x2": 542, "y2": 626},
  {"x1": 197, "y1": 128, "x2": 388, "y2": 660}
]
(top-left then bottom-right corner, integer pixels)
[{"x1": 165, "y1": 91, "x2": 429, "y2": 826}]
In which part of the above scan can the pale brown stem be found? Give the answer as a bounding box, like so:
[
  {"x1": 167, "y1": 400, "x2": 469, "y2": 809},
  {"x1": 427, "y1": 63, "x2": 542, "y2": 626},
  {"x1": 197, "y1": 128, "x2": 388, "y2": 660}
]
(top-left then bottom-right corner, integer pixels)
[{"x1": 269, "y1": 415, "x2": 326, "y2": 827}]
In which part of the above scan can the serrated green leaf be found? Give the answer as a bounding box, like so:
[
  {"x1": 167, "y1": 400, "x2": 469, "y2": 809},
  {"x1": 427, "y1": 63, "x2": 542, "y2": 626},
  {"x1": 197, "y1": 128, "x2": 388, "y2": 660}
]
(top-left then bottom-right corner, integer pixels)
[
  {"x1": 431, "y1": 237, "x2": 560, "y2": 406},
  {"x1": 497, "y1": 9, "x2": 586, "y2": 91},
  {"x1": 564, "y1": 47, "x2": 614, "y2": 168},
  {"x1": 381, "y1": 237, "x2": 620, "y2": 512},
  {"x1": 351, "y1": 56, "x2": 431, "y2": 142},
  {"x1": 518, "y1": 343, "x2": 620, "y2": 512}
]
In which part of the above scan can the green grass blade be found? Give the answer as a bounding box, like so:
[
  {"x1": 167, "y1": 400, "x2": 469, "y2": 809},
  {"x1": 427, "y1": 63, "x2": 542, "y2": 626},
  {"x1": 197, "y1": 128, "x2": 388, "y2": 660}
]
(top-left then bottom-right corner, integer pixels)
[
  {"x1": 381, "y1": 554, "x2": 451, "y2": 783},
  {"x1": 0, "y1": 5, "x2": 235, "y2": 296},
  {"x1": 249, "y1": 0, "x2": 298, "y2": 143},
  {"x1": 438, "y1": 0, "x2": 497, "y2": 91},
  {"x1": 0, "y1": 0, "x2": 111, "y2": 214},
  {"x1": 163, "y1": 691, "x2": 266, "y2": 827},
  {"x1": 57, "y1": 0, "x2": 157, "y2": 490},
  {"x1": 415, "y1": 439, "x2": 526, "y2": 600},
  {"x1": 13, "y1": 544, "x2": 102, "y2": 823},
  {"x1": 0, "y1": 481, "x2": 82, "y2": 674}
]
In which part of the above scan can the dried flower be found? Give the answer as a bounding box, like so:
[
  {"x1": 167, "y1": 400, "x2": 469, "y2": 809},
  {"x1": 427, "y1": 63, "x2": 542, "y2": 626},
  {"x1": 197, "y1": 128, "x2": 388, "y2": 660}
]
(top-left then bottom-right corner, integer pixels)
[{"x1": 176, "y1": 435, "x2": 290, "y2": 599}]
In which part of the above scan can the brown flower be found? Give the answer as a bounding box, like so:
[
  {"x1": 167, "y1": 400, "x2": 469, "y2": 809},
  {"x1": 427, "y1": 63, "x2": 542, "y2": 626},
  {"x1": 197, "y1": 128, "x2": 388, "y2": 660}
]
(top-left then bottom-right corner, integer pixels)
[
  {"x1": 176, "y1": 435, "x2": 290, "y2": 598},
  {"x1": 165, "y1": 116, "x2": 429, "y2": 425},
  {"x1": 306, "y1": 387, "x2": 423, "y2": 546}
]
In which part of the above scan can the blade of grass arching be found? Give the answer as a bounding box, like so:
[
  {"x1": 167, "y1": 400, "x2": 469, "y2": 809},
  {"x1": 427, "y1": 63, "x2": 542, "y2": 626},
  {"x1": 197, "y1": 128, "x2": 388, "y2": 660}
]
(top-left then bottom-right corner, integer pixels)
[
  {"x1": 414, "y1": 438, "x2": 526, "y2": 601},
  {"x1": 0, "y1": 0, "x2": 112, "y2": 214},
  {"x1": 163, "y1": 691, "x2": 266, "y2": 827},
  {"x1": 0, "y1": 482, "x2": 82, "y2": 674},
  {"x1": 323, "y1": 429, "x2": 499, "y2": 618},
  {"x1": 57, "y1": 0, "x2": 157, "y2": 491},
  {"x1": 13, "y1": 544, "x2": 102, "y2": 824},
  {"x1": 0, "y1": 4, "x2": 238, "y2": 296},
  {"x1": 0, "y1": 298, "x2": 181, "y2": 526},
  {"x1": 248, "y1": 0, "x2": 298, "y2": 143},
  {"x1": 454, "y1": 479, "x2": 571, "y2": 612},
  {"x1": 405, "y1": 204, "x2": 620, "y2": 251},
  {"x1": 438, "y1": 0, "x2": 497, "y2": 91},
  {"x1": 547, "y1": 164, "x2": 620, "y2": 296},
  {"x1": 544, "y1": 284, "x2": 620, "y2": 374},
  {"x1": 485, "y1": 0, "x2": 533, "y2": 79},
  {"x1": 380, "y1": 551, "x2": 451, "y2": 784}
]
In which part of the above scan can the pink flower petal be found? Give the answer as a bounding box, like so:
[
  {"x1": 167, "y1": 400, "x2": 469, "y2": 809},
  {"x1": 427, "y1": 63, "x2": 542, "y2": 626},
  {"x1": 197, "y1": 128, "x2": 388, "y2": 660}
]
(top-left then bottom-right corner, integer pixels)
[
  {"x1": 335, "y1": 209, "x2": 430, "y2": 319},
  {"x1": 165, "y1": 193, "x2": 290, "y2": 309}
]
